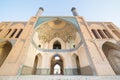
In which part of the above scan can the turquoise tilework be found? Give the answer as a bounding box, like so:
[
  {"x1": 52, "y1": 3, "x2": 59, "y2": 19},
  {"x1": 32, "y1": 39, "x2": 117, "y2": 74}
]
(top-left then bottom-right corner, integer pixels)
[{"x1": 35, "y1": 17, "x2": 80, "y2": 30}]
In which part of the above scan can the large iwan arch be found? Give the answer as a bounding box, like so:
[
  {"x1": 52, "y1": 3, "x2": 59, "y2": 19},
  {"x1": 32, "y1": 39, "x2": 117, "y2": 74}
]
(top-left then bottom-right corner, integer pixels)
[
  {"x1": 102, "y1": 42, "x2": 120, "y2": 75},
  {"x1": 0, "y1": 41, "x2": 12, "y2": 67}
]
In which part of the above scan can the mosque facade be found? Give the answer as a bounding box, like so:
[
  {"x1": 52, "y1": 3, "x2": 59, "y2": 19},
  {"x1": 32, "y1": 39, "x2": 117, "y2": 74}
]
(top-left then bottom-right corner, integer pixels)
[{"x1": 0, "y1": 7, "x2": 120, "y2": 76}]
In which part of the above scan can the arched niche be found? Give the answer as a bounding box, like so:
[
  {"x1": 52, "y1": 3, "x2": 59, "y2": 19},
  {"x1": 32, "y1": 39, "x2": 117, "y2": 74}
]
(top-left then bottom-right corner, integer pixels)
[
  {"x1": 50, "y1": 54, "x2": 64, "y2": 75},
  {"x1": 102, "y1": 42, "x2": 120, "y2": 75},
  {"x1": 53, "y1": 41, "x2": 61, "y2": 49},
  {"x1": 34, "y1": 18, "x2": 80, "y2": 50},
  {"x1": 32, "y1": 54, "x2": 42, "y2": 75},
  {"x1": 72, "y1": 54, "x2": 81, "y2": 75},
  {"x1": 0, "y1": 41, "x2": 12, "y2": 67},
  {"x1": 49, "y1": 37, "x2": 65, "y2": 49}
]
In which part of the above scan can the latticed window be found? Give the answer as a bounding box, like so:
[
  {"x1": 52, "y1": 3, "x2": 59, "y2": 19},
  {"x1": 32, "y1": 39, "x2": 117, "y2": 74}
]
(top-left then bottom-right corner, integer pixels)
[
  {"x1": 103, "y1": 29, "x2": 113, "y2": 38},
  {"x1": 91, "y1": 29, "x2": 100, "y2": 39},
  {"x1": 97, "y1": 29, "x2": 106, "y2": 39}
]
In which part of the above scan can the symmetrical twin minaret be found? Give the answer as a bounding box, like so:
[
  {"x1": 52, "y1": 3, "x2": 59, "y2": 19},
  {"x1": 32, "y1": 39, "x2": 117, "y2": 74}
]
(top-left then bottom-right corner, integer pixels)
[
  {"x1": 36, "y1": 7, "x2": 79, "y2": 16},
  {"x1": 36, "y1": 7, "x2": 44, "y2": 17},
  {"x1": 71, "y1": 7, "x2": 79, "y2": 16}
]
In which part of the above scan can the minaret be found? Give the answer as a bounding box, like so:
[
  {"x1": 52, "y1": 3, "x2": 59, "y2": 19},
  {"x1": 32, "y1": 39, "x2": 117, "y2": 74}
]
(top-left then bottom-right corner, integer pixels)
[
  {"x1": 36, "y1": 7, "x2": 44, "y2": 17},
  {"x1": 71, "y1": 7, "x2": 79, "y2": 16}
]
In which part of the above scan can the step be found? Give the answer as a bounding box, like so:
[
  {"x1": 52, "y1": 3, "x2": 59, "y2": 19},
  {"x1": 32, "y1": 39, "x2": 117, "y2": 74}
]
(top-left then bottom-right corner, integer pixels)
[{"x1": 0, "y1": 75, "x2": 120, "y2": 80}]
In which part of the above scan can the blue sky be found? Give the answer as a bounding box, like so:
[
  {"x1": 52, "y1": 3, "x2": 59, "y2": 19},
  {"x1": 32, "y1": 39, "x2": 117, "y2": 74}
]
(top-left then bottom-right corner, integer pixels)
[{"x1": 0, "y1": 0, "x2": 120, "y2": 27}]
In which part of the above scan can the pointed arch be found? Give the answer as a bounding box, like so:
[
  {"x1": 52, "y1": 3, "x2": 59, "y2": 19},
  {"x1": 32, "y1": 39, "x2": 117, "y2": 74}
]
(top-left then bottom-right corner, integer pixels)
[
  {"x1": 0, "y1": 41, "x2": 12, "y2": 67},
  {"x1": 72, "y1": 54, "x2": 81, "y2": 75},
  {"x1": 91, "y1": 29, "x2": 100, "y2": 39},
  {"x1": 54, "y1": 64, "x2": 61, "y2": 74},
  {"x1": 50, "y1": 54, "x2": 64, "y2": 75},
  {"x1": 32, "y1": 54, "x2": 42, "y2": 75},
  {"x1": 102, "y1": 42, "x2": 120, "y2": 75},
  {"x1": 97, "y1": 29, "x2": 106, "y2": 38},
  {"x1": 34, "y1": 17, "x2": 80, "y2": 50},
  {"x1": 49, "y1": 37, "x2": 65, "y2": 49},
  {"x1": 35, "y1": 17, "x2": 78, "y2": 30},
  {"x1": 53, "y1": 41, "x2": 61, "y2": 49}
]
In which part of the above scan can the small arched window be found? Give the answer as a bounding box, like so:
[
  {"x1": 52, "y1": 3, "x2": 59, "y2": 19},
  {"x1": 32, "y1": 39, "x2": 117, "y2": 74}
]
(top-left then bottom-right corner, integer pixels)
[
  {"x1": 53, "y1": 41, "x2": 61, "y2": 49},
  {"x1": 97, "y1": 29, "x2": 106, "y2": 39},
  {"x1": 9, "y1": 29, "x2": 17, "y2": 38},
  {"x1": 91, "y1": 29, "x2": 100, "y2": 39},
  {"x1": 103, "y1": 29, "x2": 113, "y2": 38},
  {"x1": 15, "y1": 29, "x2": 23, "y2": 38}
]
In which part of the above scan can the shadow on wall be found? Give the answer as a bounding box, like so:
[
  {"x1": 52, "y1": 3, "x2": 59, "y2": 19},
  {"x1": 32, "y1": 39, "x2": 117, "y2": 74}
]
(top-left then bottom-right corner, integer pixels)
[
  {"x1": 0, "y1": 41, "x2": 12, "y2": 67},
  {"x1": 102, "y1": 41, "x2": 120, "y2": 75}
]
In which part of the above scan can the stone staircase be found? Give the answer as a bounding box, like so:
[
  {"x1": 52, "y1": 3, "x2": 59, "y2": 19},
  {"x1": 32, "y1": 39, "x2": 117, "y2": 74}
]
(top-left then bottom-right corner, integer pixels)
[{"x1": 0, "y1": 75, "x2": 120, "y2": 80}]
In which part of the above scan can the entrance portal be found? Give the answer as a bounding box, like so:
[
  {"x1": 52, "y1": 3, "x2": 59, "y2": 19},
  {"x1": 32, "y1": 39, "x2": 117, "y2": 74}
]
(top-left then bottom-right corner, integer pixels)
[{"x1": 50, "y1": 54, "x2": 64, "y2": 75}]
